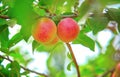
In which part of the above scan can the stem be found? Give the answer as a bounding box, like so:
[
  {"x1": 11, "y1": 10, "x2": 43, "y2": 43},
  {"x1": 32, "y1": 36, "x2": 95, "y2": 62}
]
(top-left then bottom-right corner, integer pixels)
[
  {"x1": 98, "y1": 68, "x2": 115, "y2": 77},
  {"x1": 0, "y1": 15, "x2": 9, "y2": 19},
  {"x1": 0, "y1": 55, "x2": 48, "y2": 77},
  {"x1": 66, "y1": 43, "x2": 80, "y2": 77}
]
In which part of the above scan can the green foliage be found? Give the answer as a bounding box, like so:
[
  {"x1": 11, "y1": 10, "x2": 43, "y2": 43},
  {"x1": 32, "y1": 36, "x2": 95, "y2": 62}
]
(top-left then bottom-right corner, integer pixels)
[
  {"x1": 0, "y1": 25, "x2": 9, "y2": 52},
  {"x1": 73, "y1": 32, "x2": 95, "y2": 51},
  {"x1": 86, "y1": 16, "x2": 109, "y2": 34},
  {"x1": 80, "y1": 39, "x2": 116, "y2": 77},
  {"x1": 0, "y1": 0, "x2": 120, "y2": 77},
  {"x1": 8, "y1": 33, "x2": 23, "y2": 48},
  {"x1": 105, "y1": 8, "x2": 120, "y2": 31}
]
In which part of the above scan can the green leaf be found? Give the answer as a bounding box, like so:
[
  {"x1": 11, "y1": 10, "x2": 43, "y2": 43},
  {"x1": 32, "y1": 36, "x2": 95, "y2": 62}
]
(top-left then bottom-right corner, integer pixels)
[
  {"x1": 39, "y1": 0, "x2": 56, "y2": 14},
  {"x1": 98, "y1": 0, "x2": 120, "y2": 6},
  {"x1": 75, "y1": 0, "x2": 93, "y2": 21},
  {"x1": 8, "y1": 33, "x2": 23, "y2": 48},
  {"x1": 9, "y1": 61, "x2": 20, "y2": 77},
  {"x1": 105, "y1": 8, "x2": 120, "y2": 32},
  {"x1": 0, "y1": 24, "x2": 8, "y2": 33},
  {"x1": 0, "y1": 64, "x2": 9, "y2": 77},
  {"x1": 0, "y1": 58, "x2": 3, "y2": 64},
  {"x1": 9, "y1": 50, "x2": 26, "y2": 65},
  {"x1": 0, "y1": 19, "x2": 7, "y2": 26},
  {"x1": 8, "y1": 0, "x2": 38, "y2": 41},
  {"x1": 56, "y1": 70, "x2": 66, "y2": 77},
  {"x1": 32, "y1": 40, "x2": 40, "y2": 53},
  {"x1": 67, "y1": 61, "x2": 73, "y2": 71},
  {"x1": 67, "y1": 52, "x2": 72, "y2": 59},
  {"x1": 86, "y1": 17, "x2": 108, "y2": 34},
  {"x1": 11, "y1": 61, "x2": 20, "y2": 72},
  {"x1": 55, "y1": 0, "x2": 76, "y2": 14},
  {"x1": 0, "y1": 26, "x2": 9, "y2": 52},
  {"x1": 2, "y1": 0, "x2": 15, "y2": 7},
  {"x1": 46, "y1": 43, "x2": 66, "y2": 77},
  {"x1": 73, "y1": 33, "x2": 95, "y2": 51},
  {"x1": 36, "y1": 42, "x2": 66, "y2": 52},
  {"x1": 21, "y1": 71, "x2": 30, "y2": 76},
  {"x1": 34, "y1": 6, "x2": 46, "y2": 16}
]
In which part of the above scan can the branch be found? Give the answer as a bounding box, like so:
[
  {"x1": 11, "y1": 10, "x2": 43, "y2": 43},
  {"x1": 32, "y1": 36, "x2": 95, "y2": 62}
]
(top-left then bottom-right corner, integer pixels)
[
  {"x1": 0, "y1": 55, "x2": 48, "y2": 77},
  {"x1": 39, "y1": 6, "x2": 50, "y2": 14},
  {"x1": 39, "y1": 6, "x2": 78, "y2": 18},
  {"x1": 0, "y1": 7, "x2": 9, "y2": 14},
  {"x1": 62, "y1": 13, "x2": 78, "y2": 18},
  {"x1": 98, "y1": 68, "x2": 115, "y2": 77},
  {"x1": 0, "y1": 15, "x2": 9, "y2": 19},
  {"x1": 66, "y1": 43, "x2": 80, "y2": 77}
]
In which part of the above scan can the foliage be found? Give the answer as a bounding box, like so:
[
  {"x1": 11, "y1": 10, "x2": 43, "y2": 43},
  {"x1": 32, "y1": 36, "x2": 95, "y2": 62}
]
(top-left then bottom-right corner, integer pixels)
[{"x1": 0, "y1": 0, "x2": 120, "y2": 77}]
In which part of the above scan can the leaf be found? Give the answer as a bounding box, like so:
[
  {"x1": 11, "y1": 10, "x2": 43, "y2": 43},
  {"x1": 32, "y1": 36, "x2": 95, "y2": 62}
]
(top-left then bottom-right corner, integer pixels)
[
  {"x1": 0, "y1": 64, "x2": 9, "y2": 77},
  {"x1": 0, "y1": 26, "x2": 9, "y2": 52},
  {"x1": 73, "y1": 33, "x2": 95, "y2": 51},
  {"x1": 0, "y1": 24, "x2": 8, "y2": 33},
  {"x1": 9, "y1": 61, "x2": 20, "y2": 77},
  {"x1": 67, "y1": 61, "x2": 73, "y2": 71},
  {"x1": 67, "y1": 52, "x2": 72, "y2": 59},
  {"x1": 32, "y1": 40, "x2": 40, "y2": 53},
  {"x1": 46, "y1": 43, "x2": 66, "y2": 77},
  {"x1": 2, "y1": 0, "x2": 15, "y2": 7},
  {"x1": 8, "y1": 0, "x2": 38, "y2": 41},
  {"x1": 39, "y1": 0, "x2": 57, "y2": 14},
  {"x1": 86, "y1": 17, "x2": 109, "y2": 34},
  {"x1": 33, "y1": 6, "x2": 46, "y2": 16},
  {"x1": 21, "y1": 71, "x2": 30, "y2": 76},
  {"x1": 11, "y1": 61, "x2": 20, "y2": 72},
  {"x1": 8, "y1": 32, "x2": 23, "y2": 48},
  {"x1": 98, "y1": 0, "x2": 120, "y2": 6},
  {"x1": 0, "y1": 58, "x2": 3, "y2": 64},
  {"x1": 36, "y1": 42, "x2": 66, "y2": 52},
  {"x1": 0, "y1": 19, "x2": 7, "y2": 26},
  {"x1": 56, "y1": 70, "x2": 66, "y2": 77},
  {"x1": 9, "y1": 49, "x2": 27, "y2": 65},
  {"x1": 75, "y1": 0, "x2": 93, "y2": 21},
  {"x1": 55, "y1": 0, "x2": 76, "y2": 14},
  {"x1": 105, "y1": 8, "x2": 120, "y2": 32}
]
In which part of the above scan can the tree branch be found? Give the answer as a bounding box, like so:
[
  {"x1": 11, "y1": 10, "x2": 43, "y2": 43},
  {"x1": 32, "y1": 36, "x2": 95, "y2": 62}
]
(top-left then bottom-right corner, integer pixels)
[
  {"x1": 66, "y1": 43, "x2": 80, "y2": 77},
  {"x1": 98, "y1": 68, "x2": 115, "y2": 77},
  {"x1": 0, "y1": 55, "x2": 48, "y2": 77},
  {"x1": 0, "y1": 15, "x2": 9, "y2": 19}
]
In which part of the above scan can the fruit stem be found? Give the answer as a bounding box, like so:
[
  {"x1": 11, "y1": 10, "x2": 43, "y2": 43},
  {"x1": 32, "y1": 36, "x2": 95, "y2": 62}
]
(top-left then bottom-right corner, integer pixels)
[{"x1": 66, "y1": 43, "x2": 80, "y2": 77}]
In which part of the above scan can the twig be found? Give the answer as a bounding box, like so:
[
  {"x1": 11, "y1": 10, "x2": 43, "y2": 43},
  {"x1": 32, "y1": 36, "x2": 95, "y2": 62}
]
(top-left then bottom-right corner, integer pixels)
[
  {"x1": 0, "y1": 55, "x2": 48, "y2": 77},
  {"x1": 61, "y1": 13, "x2": 78, "y2": 18},
  {"x1": 39, "y1": 5, "x2": 78, "y2": 18},
  {"x1": 98, "y1": 68, "x2": 115, "y2": 77},
  {"x1": 0, "y1": 15, "x2": 9, "y2": 19},
  {"x1": 66, "y1": 43, "x2": 80, "y2": 77},
  {"x1": 39, "y1": 6, "x2": 50, "y2": 13}
]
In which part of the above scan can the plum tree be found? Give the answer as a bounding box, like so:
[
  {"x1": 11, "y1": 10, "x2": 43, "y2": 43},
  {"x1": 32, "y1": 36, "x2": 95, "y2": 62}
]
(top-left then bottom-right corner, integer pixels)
[
  {"x1": 32, "y1": 17, "x2": 57, "y2": 44},
  {"x1": 57, "y1": 18, "x2": 80, "y2": 43}
]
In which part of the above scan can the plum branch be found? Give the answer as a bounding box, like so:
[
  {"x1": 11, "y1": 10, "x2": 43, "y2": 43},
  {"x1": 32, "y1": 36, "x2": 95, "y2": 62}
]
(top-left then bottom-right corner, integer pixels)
[
  {"x1": 0, "y1": 15, "x2": 9, "y2": 19},
  {"x1": 98, "y1": 68, "x2": 115, "y2": 77},
  {"x1": 0, "y1": 55, "x2": 48, "y2": 77},
  {"x1": 66, "y1": 43, "x2": 80, "y2": 77}
]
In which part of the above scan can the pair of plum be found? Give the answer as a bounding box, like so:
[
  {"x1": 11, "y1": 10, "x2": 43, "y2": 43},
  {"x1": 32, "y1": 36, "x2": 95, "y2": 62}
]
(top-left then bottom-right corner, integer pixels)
[{"x1": 32, "y1": 17, "x2": 80, "y2": 45}]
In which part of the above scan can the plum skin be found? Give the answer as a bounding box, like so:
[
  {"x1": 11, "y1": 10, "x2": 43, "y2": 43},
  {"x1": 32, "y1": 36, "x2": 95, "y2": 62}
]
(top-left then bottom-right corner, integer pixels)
[
  {"x1": 57, "y1": 18, "x2": 80, "y2": 43},
  {"x1": 32, "y1": 17, "x2": 57, "y2": 44}
]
